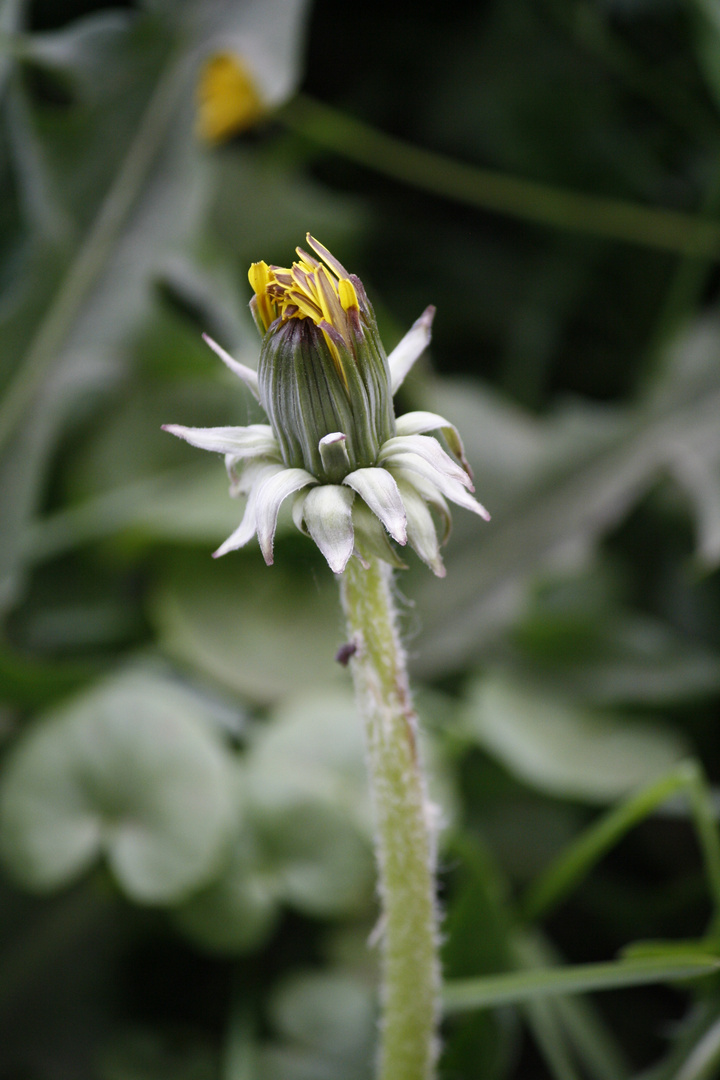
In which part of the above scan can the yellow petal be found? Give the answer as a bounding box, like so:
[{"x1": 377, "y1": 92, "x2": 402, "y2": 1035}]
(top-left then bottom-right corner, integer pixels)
[
  {"x1": 248, "y1": 261, "x2": 275, "y2": 330},
  {"x1": 338, "y1": 277, "x2": 359, "y2": 313}
]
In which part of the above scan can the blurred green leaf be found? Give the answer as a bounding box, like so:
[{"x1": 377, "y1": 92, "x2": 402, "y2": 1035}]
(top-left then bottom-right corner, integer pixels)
[
  {"x1": 257, "y1": 1046, "x2": 360, "y2": 1080},
  {"x1": 177, "y1": 690, "x2": 378, "y2": 942},
  {"x1": 26, "y1": 462, "x2": 247, "y2": 560},
  {"x1": 0, "y1": 667, "x2": 236, "y2": 901},
  {"x1": 257, "y1": 800, "x2": 374, "y2": 919},
  {"x1": 99, "y1": 1027, "x2": 217, "y2": 1080},
  {"x1": 246, "y1": 691, "x2": 375, "y2": 917},
  {"x1": 172, "y1": 783, "x2": 280, "y2": 954},
  {"x1": 0, "y1": 0, "x2": 311, "y2": 612},
  {"x1": 461, "y1": 674, "x2": 689, "y2": 802},
  {"x1": 153, "y1": 552, "x2": 347, "y2": 704},
  {"x1": 412, "y1": 319, "x2": 720, "y2": 674},
  {"x1": 511, "y1": 574, "x2": 720, "y2": 705},
  {"x1": 268, "y1": 970, "x2": 375, "y2": 1065},
  {"x1": 246, "y1": 690, "x2": 376, "y2": 830}
]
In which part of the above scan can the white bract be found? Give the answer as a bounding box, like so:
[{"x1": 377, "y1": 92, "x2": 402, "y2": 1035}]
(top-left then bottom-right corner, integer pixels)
[{"x1": 164, "y1": 236, "x2": 489, "y2": 576}]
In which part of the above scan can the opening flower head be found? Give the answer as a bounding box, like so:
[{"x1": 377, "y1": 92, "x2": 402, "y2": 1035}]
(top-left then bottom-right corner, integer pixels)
[
  {"x1": 248, "y1": 235, "x2": 362, "y2": 369},
  {"x1": 163, "y1": 235, "x2": 489, "y2": 576},
  {"x1": 249, "y1": 236, "x2": 395, "y2": 483}
]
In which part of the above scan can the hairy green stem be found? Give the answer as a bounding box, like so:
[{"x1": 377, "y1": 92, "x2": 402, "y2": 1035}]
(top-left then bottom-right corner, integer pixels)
[{"x1": 340, "y1": 556, "x2": 440, "y2": 1080}]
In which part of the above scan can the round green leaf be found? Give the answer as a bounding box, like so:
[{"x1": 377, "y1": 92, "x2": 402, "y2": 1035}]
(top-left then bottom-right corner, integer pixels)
[
  {"x1": 269, "y1": 970, "x2": 376, "y2": 1059},
  {"x1": 173, "y1": 774, "x2": 279, "y2": 954},
  {"x1": 0, "y1": 670, "x2": 236, "y2": 902},
  {"x1": 259, "y1": 801, "x2": 375, "y2": 918},
  {"x1": 246, "y1": 691, "x2": 375, "y2": 916},
  {"x1": 247, "y1": 690, "x2": 370, "y2": 823}
]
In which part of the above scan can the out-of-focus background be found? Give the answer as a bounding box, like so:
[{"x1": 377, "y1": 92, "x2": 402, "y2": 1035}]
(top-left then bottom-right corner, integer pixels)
[{"x1": 3, "y1": 0, "x2": 720, "y2": 1077}]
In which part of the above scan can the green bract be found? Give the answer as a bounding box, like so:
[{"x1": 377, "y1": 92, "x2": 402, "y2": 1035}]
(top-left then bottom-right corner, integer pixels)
[{"x1": 163, "y1": 235, "x2": 489, "y2": 575}]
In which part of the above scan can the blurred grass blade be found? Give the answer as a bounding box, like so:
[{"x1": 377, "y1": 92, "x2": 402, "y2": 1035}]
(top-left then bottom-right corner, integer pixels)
[
  {"x1": 442, "y1": 953, "x2": 719, "y2": 1014},
  {"x1": 0, "y1": 0, "x2": 22, "y2": 99},
  {"x1": 280, "y1": 94, "x2": 720, "y2": 257},
  {"x1": 524, "y1": 995, "x2": 584, "y2": 1080},
  {"x1": 222, "y1": 988, "x2": 257, "y2": 1080},
  {"x1": 674, "y1": 1016, "x2": 720, "y2": 1080},
  {"x1": 514, "y1": 933, "x2": 632, "y2": 1080},
  {"x1": 521, "y1": 761, "x2": 720, "y2": 923},
  {"x1": 638, "y1": 1002, "x2": 720, "y2": 1080},
  {"x1": 552, "y1": 991, "x2": 630, "y2": 1080}
]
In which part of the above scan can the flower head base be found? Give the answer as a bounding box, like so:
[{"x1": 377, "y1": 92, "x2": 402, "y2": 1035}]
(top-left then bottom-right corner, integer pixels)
[{"x1": 164, "y1": 236, "x2": 489, "y2": 576}]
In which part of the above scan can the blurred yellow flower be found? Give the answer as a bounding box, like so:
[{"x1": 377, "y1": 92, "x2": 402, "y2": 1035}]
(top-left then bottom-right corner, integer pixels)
[{"x1": 196, "y1": 53, "x2": 266, "y2": 143}]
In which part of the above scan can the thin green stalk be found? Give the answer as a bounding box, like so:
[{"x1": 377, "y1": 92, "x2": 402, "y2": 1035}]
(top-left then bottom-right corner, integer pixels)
[
  {"x1": 514, "y1": 930, "x2": 632, "y2": 1080},
  {"x1": 222, "y1": 977, "x2": 256, "y2": 1080},
  {"x1": 442, "y1": 952, "x2": 719, "y2": 1014},
  {"x1": 340, "y1": 556, "x2": 440, "y2": 1080},
  {"x1": 279, "y1": 94, "x2": 720, "y2": 257}
]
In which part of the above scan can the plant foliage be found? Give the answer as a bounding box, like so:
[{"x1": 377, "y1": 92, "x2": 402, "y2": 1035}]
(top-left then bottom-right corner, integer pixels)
[{"x1": 2, "y1": 0, "x2": 720, "y2": 1077}]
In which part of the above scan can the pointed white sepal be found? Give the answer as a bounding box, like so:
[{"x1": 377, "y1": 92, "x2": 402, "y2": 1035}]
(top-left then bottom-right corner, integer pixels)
[
  {"x1": 380, "y1": 434, "x2": 472, "y2": 490},
  {"x1": 213, "y1": 463, "x2": 285, "y2": 558},
  {"x1": 291, "y1": 489, "x2": 311, "y2": 535},
  {"x1": 343, "y1": 467, "x2": 407, "y2": 544},
  {"x1": 396, "y1": 478, "x2": 446, "y2": 577},
  {"x1": 225, "y1": 454, "x2": 277, "y2": 498},
  {"x1": 387, "y1": 452, "x2": 491, "y2": 520},
  {"x1": 352, "y1": 499, "x2": 407, "y2": 569},
  {"x1": 394, "y1": 411, "x2": 472, "y2": 477},
  {"x1": 254, "y1": 467, "x2": 318, "y2": 564},
  {"x1": 392, "y1": 466, "x2": 452, "y2": 544},
  {"x1": 387, "y1": 306, "x2": 435, "y2": 394},
  {"x1": 302, "y1": 485, "x2": 355, "y2": 574},
  {"x1": 163, "y1": 423, "x2": 277, "y2": 457},
  {"x1": 202, "y1": 333, "x2": 260, "y2": 401}
]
